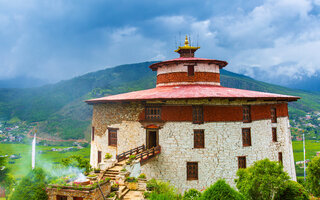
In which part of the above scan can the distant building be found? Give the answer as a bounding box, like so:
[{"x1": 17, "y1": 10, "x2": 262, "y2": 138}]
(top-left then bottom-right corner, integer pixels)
[{"x1": 86, "y1": 36, "x2": 299, "y2": 191}]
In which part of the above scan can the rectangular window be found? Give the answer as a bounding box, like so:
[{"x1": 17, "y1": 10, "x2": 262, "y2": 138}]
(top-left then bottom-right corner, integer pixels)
[
  {"x1": 194, "y1": 129, "x2": 205, "y2": 148},
  {"x1": 108, "y1": 128, "x2": 118, "y2": 146},
  {"x1": 238, "y1": 156, "x2": 246, "y2": 169},
  {"x1": 272, "y1": 128, "x2": 277, "y2": 142},
  {"x1": 188, "y1": 65, "x2": 195, "y2": 76},
  {"x1": 187, "y1": 162, "x2": 198, "y2": 180},
  {"x1": 243, "y1": 106, "x2": 251, "y2": 123},
  {"x1": 73, "y1": 198, "x2": 84, "y2": 200},
  {"x1": 192, "y1": 105, "x2": 204, "y2": 124},
  {"x1": 57, "y1": 196, "x2": 68, "y2": 200},
  {"x1": 271, "y1": 108, "x2": 277, "y2": 123},
  {"x1": 242, "y1": 128, "x2": 251, "y2": 147},
  {"x1": 98, "y1": 151, "x2": 102, "y2": 163},
  {"x1": 92, "y1": 126, "x2": 94, "y2": 141},
  {"x1": 145, "y1": 106, "x2": 161, "y2": 120},
  {"x1": 278, "y1": 152, "x2": 283, "y2": 165}
]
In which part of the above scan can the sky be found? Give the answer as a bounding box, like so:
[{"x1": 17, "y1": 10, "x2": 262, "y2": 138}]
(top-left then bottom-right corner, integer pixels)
[{"x1": 1, "y1": 0, "x2": 320, "y2": 86}]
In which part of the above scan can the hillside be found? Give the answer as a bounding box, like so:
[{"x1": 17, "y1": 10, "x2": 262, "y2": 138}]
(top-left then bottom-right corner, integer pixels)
[{"x1": 1, "y1": 61, "x2": 320, "y2": 140}]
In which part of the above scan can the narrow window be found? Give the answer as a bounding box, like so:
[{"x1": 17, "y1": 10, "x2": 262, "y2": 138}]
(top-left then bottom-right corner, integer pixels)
[
  {"x1": 73, "y1": 198, "x2": 84, "y2": 200},
  {"x1": 271, "y1": 108, "x2": 277, "y2": 123},
  {"x1": 192, "y1": 105, "x2": 203, "y2": 124},
  {"x1": 91, "y1": 126, "x2": 95, "y2": 141},
  {"x1": 188, "y1": 65, "x2": 195, "y2": 76},
  {"x1": 98, "y1": 151, "x2": 102, "y2": 163},
  {"x1": 57, "y1": 196, "x2": 68, "y2": 200},
  {"x1": 108, "y1": 128, "x2": 118, "y2": 146},
  {"x1": 187, "y1": 162, "x2": 198, "y2": 180},
  {"x1": 194, "y1": 129, "x2": 205, "y2": 148},
  {"x1": 278, "y1": 152, "x2": 283, "y2": 165},
  {"x1": 145, "y1": 106, "x2": 161, "y2": 120},
  {"x1": 238, "y1": 156, "x2": 246, "y2": 169},
  {"x1": 242, "y1": 128, "x2": 251, "y2": 147},
  {"x1": 243, "y1": 106, "x2": 251, "y2": 123},
  {"x1": 272, "y1": 128, "x2": 277, "y2": 142}
]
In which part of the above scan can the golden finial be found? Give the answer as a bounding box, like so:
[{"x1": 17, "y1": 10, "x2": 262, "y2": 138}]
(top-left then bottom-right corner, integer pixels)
[{"x1": 184, "y1": 35, "x2": 189, "y2": 46}]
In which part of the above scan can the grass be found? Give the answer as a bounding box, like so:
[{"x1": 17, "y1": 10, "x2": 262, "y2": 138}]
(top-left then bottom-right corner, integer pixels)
[{"x1": 0, "y1": 143, "x2": 90, "y2": 179}]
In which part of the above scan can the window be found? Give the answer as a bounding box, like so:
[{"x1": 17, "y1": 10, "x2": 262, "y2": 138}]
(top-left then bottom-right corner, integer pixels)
[
  {"x1": 91, "y1": 126, "x2": 94, "y2": 141},
  {"x1": 145, "y1": 106, "x2": 161, "y2": 120},
  {"x1": 242, "y1": 128, "x2": 251, "y2": 147},
  {"x1": 98, "y1": 151, "x2": 102, "y2": 163},
  {"x1": 194, "y1": 129, "x2": 205, "y2": 148},
  {"x1": 192, "y1": 105, "x2": 203, "y2": 124},
  {"x1": 73, "y1": 198, "x2": 83, "y2": 200},
  {"x1": 238, "y1": 156, "x2": 246, "y2": 169},
  {"x1": 187, "y1": 162, "x2": 198, "y2": 180},
  {"x1": 272, "y1": 128, "x2": 277, "y2": 142},
  {"x1": 108, "y1": 128, "x2": 118, "y2": 146},
  {"x1": 243, "y1": 106, "x2": 251, "y2": 123},
  {"x1": 278, "y1": 152, "x2": 283, "y2": 165},
  {"x1": 188, "y1": 65, "x2": 194, "y2": 76},
  {"x1": 57, "y1": 196, "x2": 67, "y2": 200},
  {"x1": 271, "y1": 108, "x2": 277, "y2": 123}
]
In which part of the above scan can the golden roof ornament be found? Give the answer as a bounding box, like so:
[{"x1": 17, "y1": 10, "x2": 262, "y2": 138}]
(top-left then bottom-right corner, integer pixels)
[{"x1": 174, "y1": 35, "x2": 200, "y2": 57}]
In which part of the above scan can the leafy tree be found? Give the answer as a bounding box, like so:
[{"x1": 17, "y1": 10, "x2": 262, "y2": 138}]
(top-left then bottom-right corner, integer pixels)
[
  {"x1": 10, "y1": 168, "x2": 48, "y2": 200},
  {"x1": 277, "y1": 180, "x2": 309, "y2": 200},
  {"x1": 0, "y1": 154, "x2": 15, "y2": 199},
  {"x1": 306, "y1": 155, "x2": 320, "y2": 197},
  {"x1": 61, "y1": 155, "x2": 91, "y2": 174},
  {"x1": 183, "y1": 188, "x2": 202, "y2": 200},
  {"x1": 201, "y1": 179, "x2": 244, "y2": 200},
  {"x1": 235, "y1": 158, "x2": 290, "y2": 200}
]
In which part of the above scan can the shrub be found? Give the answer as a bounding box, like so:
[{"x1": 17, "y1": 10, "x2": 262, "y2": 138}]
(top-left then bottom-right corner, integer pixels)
[
  {"x1": 183, "y1": 188, "x2": 202, "y2": 200},
  {"x1": 235, "y1": 158, "x2": 290, "y2": 200},
  {"x1": 126, "y1": 177, "x2": 138, "y2": 183},
  {"x1": 306, "y1": 156, "x2": 320, "y2": 197},
  {"x1": 138, "y1": 173, "x2": 146, "y2": 179},
  {"x1": 105, "y1": 153, "x2": 112, "y2": 159},
  {"x1": 147, "y1": 179, "x2": 158, "y2": 191},
  {"x1": 121, "y1": 168, "x2": 127, "y2": 172},
  {"x1": 87, "y1": 174, "x2": 97, "y2": 177},
  {"x1": 277, "y1": 180, "x2": 309, "y2": 200},
  {"x1": 129, "y1": 155, "x2": 136, "y2": 160},
  {"x1": 201, "y1": 179, "x2": 244, "y2": 200},
  {"x1": 145, "y1": 179, "x2": 181, "y2": 200},
  {"x1": 108, "y1": 192, "x2": 116, "y2": 197}
]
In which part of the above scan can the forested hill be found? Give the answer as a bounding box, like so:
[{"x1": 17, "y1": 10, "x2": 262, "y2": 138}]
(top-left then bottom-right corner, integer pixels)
[{"x1": 1, "y1": 61, "x2": 320, "y2": 140}]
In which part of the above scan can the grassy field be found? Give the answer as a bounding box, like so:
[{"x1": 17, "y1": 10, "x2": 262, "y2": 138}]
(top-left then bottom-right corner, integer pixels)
[
  {"x1": 0, "y1": 143, "x2": 90, "y2": 179},
  {"x1": 292, "y1": 140, "x2": 320, "y2": 177}
]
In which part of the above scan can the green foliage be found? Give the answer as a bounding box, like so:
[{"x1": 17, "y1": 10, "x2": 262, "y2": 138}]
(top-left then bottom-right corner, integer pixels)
[
  {"x1": 108, "y1": 192, "x2": 116, "y2": 198},
  {"x1": 10, "y1": 168, "x2": 48, "y2": 200},
  {"x1": 8, "y1": 116, "x2": 21, "y2": 124},
  {"x1": 201, "y1": 179, "x2": 244, "y2": 200},
  {"x1": 138, "y1": 173, "x2": 146, "y2": 179},
  {"x1": 306, "y1": 156, "x2": 320, "y2": 197},
  {"x1": 277, "y1": 180, "x2": 309, "y2": 200},
  {"x1": 0, "y1": 155, "x2": 9, "y2": 183},
  {"x1": 235, "y1": 158, "x2": 290, "y2": 200},
  {"x1": 104, "y1": 153, "x2": 112, "y2": 159},
  {"x1": 183, "y1": 188, "x2": 202, "y2": 200},
  {"x1": 125, "y1": 177, "x2": 137, "y2": 183},
  {"x1": 61, "y1": 155, "x2": 91, "y2": 174},
  {"x1": 145, "y1": 179, "x2": 181, "y2": 200}
]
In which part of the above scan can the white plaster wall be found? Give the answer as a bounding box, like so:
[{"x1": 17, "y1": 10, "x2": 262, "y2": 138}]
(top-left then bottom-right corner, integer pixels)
[{"x1": 157, "y1": 63, "x2": 219, "y2": 75}]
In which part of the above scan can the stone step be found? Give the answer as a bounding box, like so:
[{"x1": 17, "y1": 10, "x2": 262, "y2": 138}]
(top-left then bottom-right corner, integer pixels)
[
  {"x1": 105, "y1": 171, "x2": 119, "y2": 174},
  {"x1": 119, "y1": 188, "x2": 130, "y2": 199}
]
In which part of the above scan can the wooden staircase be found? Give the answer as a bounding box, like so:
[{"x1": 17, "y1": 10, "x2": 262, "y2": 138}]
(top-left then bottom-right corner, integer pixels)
[{"x1": 116, "y1": 145, "x2": 161, "y2": 165}]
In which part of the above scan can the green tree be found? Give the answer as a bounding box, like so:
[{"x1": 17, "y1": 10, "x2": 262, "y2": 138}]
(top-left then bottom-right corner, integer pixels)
[
  {"x1": 10, "y1": 168, "x2": 48, "y2": 200},
  {"x1": 201, "y1": 179, "x2": 244, "y2": 200},
  {"x1": 0, "y1": 154, "x2": 15, "y2": 199},
  {"x1": 146, "y1": 179, "x2": 181, "y2": 200},
  {"x1": 278, "y1": 180, "x2": 309, "y2": 200},
  {"x1": 306, "y1": 156, "x2": 320, "y2": 197},
  {"x1": 61, "y1": 155, "x2": 91, "y2": 174},
  {"x1": 235, "y1": 158, "x2": 290, "y2": 200},
  {"x1": 183, "y1": 188, "x2": 202, "y2": 200}
]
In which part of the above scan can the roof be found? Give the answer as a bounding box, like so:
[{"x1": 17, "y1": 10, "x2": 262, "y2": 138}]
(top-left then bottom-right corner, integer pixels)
[
  {"x1": 149, "y1": 57, "x2": 228, "y2": 71},
  {"x1": 85, "y1": 85, "x2": 300, "y2": 104}
]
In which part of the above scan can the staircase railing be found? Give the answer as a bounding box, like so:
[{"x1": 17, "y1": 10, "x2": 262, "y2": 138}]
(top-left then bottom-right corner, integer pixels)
[
  {"x1": 116, "y1": 145, "x2": 145, "y2": 162},
  {"x1": 136, "y1": 146, "x2": 161, "y2": 165}
]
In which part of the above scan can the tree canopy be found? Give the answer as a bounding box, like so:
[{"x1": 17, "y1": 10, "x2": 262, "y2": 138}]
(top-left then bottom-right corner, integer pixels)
[{"x1": 306, "y1": 156, "x2": 320, "y2": 197}]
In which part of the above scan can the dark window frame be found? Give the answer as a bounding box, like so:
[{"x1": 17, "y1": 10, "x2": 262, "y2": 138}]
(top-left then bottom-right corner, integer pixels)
[
  {"x1": 98, "y1": 151, "x2": 102, "y2": 164},
  {"x1": 57, "y1": 196, "x2": 68, "y2": 200},
  {"x1": 187, "y1": 162, "x2": 198, "y2": 180},
  {"x1": 194, "y1": 129, "x2": 205, "y2": 148},
  {"x1": 272, "y1": 127, "x2": 277, "y2": 142},
  {"x1": 145, "y1": 106, "x2": 162, "y2": 120},
  {"x1": 238, "y1": 156, "x2": 246, "y2": 169},
  {"x1": 108, "y1": 128, "x2": 118, "y2": 147},
  {"x1": 271, "y1": 107, "x2": 277, "y2": 123},
  {"x1": 242, "y1": 128, "x2": 252, "y2": 147},
  {"x1": 278, "y1": 152, "x2": 283, "y2": 165},
  {"x1": 188, "y1": 65, "x2": 195, "y2": 76},
  {"x1": 192, "y1": 105, "x2": 204, "y2": 124},
  {"x1": 91, "y1": 126, "x2": 94, "y2": 141},
  {"x1": 243, "y1": 105, "x2": 251, "y2": 123}
]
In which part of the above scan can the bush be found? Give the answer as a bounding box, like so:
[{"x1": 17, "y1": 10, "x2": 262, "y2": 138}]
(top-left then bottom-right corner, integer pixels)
[
  {"x1": 277, "y1": 180, "x2": 309, "y2": 200},
  {"x1": 235, "y1": 158, "x2": 290, "y2": 200},
  {"x1": 306, "y1": 156, "x2": 320, "y2": 197},
  {"x1": 183, "y1": 188, "x2": 202, "y2": 200},
  {"x1": 147, "y1": 179, "x2": 158, "y2": 191},
  {"x1": 138, "y1": 173, "x2": 146, "y2": 179},
  {"x1": 105, "y1": 153, "x2": 112, "y2": 159},
  {"x1": 126, "y1": 177, "x2": 137, "y2": 183},
  {"x1": 145, "y1": 179, "x2": 181, "y2": 200},
  {"x1": 201, "y1": 179, "x2": 244, "y2": 200}
]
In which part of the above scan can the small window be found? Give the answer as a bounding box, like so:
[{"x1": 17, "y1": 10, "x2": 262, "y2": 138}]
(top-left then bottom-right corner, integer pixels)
[
  {"x1": 188, "y1": 65, "x2": 194, "y2": 76},
  {"x1": 98, "y1": 151, "x2": 102, "y2": 163},
  {"x1": 271, "y1": 108, "x2": 277, "y2": 123},
  {"x1": 243, "y1": 106, "x2": 251, "y2": 123},
  {"x1": 108, "y1": 128, "x2": 118, "y2": 146},
  {"x1": 145, "y1": 106, "x2": 161, "y2": 120},
  {"x1": 278, "y1": 152, "x2": 283, "y2": 165},
  {"x1": 194, "y1": 129, "x2": 205, "y2": 148},
  {"x1": 57, "y1": 196, "x2": 68, "y2": 200},
  {"x1": 92, "y1": 126, "x2": 95, "y2": 141},
  {"x1": 272, "y1": 128, "x2": 277, "y2": 142},
  {"x1": 238, "y1": 156, "x2": 246, "y2": 169},
  {"x1": 192, "y1": 105, "x2": 203, "y2": 124},
  {"x1": 73, "y1": 197, "x2": 84, "y2": 200},
  {"x1": 187, "y1": 162, "x2": 198, "y2": 180},
  {"x1": 242, "y1": 128, "x2": 251, "y2": 147}
]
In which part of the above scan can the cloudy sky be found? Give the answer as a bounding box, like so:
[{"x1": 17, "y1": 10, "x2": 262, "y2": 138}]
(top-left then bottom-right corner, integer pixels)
[{"x1": 1, "y1": 0, "x2": 320, "y2": 86}]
